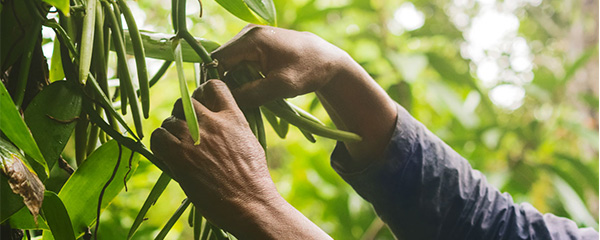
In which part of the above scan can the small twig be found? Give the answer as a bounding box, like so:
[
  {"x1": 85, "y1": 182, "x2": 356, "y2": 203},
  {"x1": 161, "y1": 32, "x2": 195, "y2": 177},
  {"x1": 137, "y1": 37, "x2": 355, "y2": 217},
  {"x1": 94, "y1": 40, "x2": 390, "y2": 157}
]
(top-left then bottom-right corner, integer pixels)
[
  {"x1": 94, "y1": 143, "x2": 122, "y2": 240},
  {"x1": 57, "y1": 156, "x2": 75, "y2": 175},
  {"x1": 123, "y1": 150, "x2": 134, "y2": 191},
  {"x1": 46, "y1": 114, "x2": 79, "y2": 124}
]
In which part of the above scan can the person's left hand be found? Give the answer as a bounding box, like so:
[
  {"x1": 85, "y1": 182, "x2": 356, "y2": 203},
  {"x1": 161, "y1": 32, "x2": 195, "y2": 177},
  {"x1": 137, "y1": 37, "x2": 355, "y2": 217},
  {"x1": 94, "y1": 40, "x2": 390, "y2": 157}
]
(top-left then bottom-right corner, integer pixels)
[{"x1": 150, "y1": 80, "x2": 280, "y2": 231}]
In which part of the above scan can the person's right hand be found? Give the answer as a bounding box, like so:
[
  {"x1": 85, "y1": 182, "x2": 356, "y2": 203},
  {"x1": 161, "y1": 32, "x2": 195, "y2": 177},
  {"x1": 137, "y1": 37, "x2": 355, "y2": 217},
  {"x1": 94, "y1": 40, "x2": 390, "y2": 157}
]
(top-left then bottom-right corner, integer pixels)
[
  {"x1": 211, "y1": 24, "x2": 352, "y2": 108},
  {"x1": 213, "y1": 24, "x2": 397, "y2": 171}
]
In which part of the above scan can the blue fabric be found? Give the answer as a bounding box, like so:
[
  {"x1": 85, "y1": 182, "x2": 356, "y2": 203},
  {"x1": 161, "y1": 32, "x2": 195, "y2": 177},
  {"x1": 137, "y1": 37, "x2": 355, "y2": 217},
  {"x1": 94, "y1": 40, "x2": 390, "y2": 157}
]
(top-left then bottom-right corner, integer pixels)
[{"x1": 331, "y1": 104, "x2": 598, "y2": 240}]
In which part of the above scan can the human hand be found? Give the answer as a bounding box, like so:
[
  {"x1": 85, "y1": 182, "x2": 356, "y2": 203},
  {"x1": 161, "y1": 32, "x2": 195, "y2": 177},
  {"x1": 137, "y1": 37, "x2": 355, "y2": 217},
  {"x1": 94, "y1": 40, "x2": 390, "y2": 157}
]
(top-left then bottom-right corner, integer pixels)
[
  {"x1": 211, "y1": 24, "x2": 352, "y2": 108},
  {"x1": 213, "y1": 25, "x2": 397, "y2": 169},
  {"x1": 150, "y1": 80, "x2": 280, "y2": 231}
]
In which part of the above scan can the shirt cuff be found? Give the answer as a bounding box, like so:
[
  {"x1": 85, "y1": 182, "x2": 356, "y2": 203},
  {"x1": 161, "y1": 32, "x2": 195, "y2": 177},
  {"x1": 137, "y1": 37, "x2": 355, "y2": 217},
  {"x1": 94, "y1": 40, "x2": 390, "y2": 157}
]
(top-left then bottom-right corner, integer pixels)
[{"x1": 329, "y1": 104, "x2": 419, "y2": 204}]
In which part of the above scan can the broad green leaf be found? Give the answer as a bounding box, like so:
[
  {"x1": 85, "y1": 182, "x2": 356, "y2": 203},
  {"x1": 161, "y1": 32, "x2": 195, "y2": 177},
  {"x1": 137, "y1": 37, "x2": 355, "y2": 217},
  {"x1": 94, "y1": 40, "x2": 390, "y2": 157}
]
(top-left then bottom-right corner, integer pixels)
[
  {"x1": 7, "y1": 206, "x2": 49, "y2": 230},
  {"x1": 24, "y1": 81, "x2": 82, "y2": 171},
  {"x1": 0, "y1": 137, "x2": 45, "y2": 223},
  {"x1": 243, "y1": 0, "x2": 277, "y2": 26},
  {"x1": 0, "y1": 0, "x2": 40, "y2": 73},
  {"x1": 0, "y1": 82, "x2": 48, "y2": 174},
  {"x1": 173, "y1": 39, "x2": 201, "y2": 145},
  {"x1": 58, "y1": 140, "x2": 140, "y2": 238},
  {"x1": 0, "y1": 174, "x2": 25, "y2": 223},
  {"x1": 214, "y1": 0, "x2": 264, "y2": 24},
  {"x1": 128, "y1": 172, "x2": 171, "y2": 240},
  {"x1": 49, "y1": 38, "x2": 65, "y2": 82},
  {"x1": 42, "y1": 0, "x2": 70, "y2": 16},
  {"x1": 41, "y1": 191, "x2": 76, "y2": 240}
]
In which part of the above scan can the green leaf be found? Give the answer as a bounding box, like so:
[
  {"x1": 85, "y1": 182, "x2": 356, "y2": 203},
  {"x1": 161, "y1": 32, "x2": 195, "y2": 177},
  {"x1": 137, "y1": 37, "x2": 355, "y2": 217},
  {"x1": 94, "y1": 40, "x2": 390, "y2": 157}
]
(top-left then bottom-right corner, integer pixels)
[
  {"x1": 0, "y1": 174, "x2": 25, "y2": 223},
  {"x1": 0, "y1": 82, "x2": 48, "y2": 174},
  {"x1": 173, "y1": 39, "x2": 201, "y2": 145},
  {"x1": 243, "y1": 0, "x2": 277, "y2": 26},
  {"x1": 58, "y1": 140, "x2": 140, "y2": 238},
  {"x1": 127, "y1": 172, "x2": 171, "y2": 240},
  {"x1": 41, "y1": 191, "x2": 76, "y2": 240},
  {"x1": 7, "y1": 206, "x2": 49, "y2": 230},
  {"x1": 49, "y1": 38, "x2": 65, "y2": 82},
  {"x1": 214, "y1": 0, "x2": 264, "y2": 24},
  {"x1": 24, "y1": 81, "x2": 82, "y2": 171},
  {"x1": 155, "y1": 198, "x2": 191, "y2": 240},
  {"x1": 42, "y1": 0, "x2": 70, "y2": 16}
]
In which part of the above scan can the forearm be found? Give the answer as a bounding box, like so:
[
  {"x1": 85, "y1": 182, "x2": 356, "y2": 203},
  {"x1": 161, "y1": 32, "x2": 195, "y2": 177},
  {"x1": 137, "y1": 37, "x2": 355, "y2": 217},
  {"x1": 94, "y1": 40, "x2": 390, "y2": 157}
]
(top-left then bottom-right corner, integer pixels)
[
  {"x1": 228, "y1": 195, "x2": 332, "y2": 239},
  {"x1": 316, "y1": 53, "x2": 397, "y2": 171}
]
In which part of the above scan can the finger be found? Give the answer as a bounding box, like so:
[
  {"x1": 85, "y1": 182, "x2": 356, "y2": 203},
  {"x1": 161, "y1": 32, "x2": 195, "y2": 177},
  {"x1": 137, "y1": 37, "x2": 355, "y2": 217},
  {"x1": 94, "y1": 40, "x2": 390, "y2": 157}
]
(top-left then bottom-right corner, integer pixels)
[
  {"x1": 192, "y1": 80, "x2": 238, "y2": 112},
  {"x1": 231, "y1": 71, "x2": 299, "y2": 109},
  {"x1": 190, "y1": 97, "x2": 212, "y2": 120},
  {"x1": 161, "y1": 116, "x2": 194, "y2": 142},
  {"x1": 171, "y1": 98, "x2": 185, "y2": 120},
  {"x1": 211, "y1": 26, "x2": 267, "y2": 73},
  {"x1": 172, "y1": 96, "x2": 212, "y2": 119},
  {"x1": 150, "y1": 127, "x2": 180, "y2": 159}
]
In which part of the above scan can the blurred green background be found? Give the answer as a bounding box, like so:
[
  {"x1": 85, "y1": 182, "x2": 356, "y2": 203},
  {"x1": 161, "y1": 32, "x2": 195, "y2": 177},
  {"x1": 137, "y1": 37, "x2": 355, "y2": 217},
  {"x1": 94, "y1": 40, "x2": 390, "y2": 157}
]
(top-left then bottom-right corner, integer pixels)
[{"x1": 43, "y1": 0, "x2": 598, "y2": 238}]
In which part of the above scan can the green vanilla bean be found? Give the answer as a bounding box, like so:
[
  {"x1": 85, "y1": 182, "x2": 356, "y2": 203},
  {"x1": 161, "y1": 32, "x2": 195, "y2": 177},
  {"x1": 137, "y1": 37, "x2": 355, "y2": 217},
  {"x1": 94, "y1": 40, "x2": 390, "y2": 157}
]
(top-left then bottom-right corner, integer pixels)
[
  {"x1": 200, "y1": 224, "x2": 211, "y2": 240},
  {"x1": 103, "y1": 0, "x2": 144, "y2": 138},
  {"x1": 289, "y1": 103, "x2": 325, "y2": 125},
  {"x1": 274, "y1": 100, "x2": 316, "y2": 142},
  {"x1": 86, "y1": 105, "x2": 103, "y2": 155},
  {"x1": 262, "y1": 108, "x2": 287, "y2": 138},
  {"x1": 254, "y1": 108, "x2": 267, "y2": 150},
  {"x1": 103, "y1": 8, "x2": 111, "y2": 69},
  {"x1": 228, "y1": 63, "x2": 356, "y2": 142},
  {"x1": 93, "y1": 5, "x2": 109, "y2": 95},
  {"x1": 109, "y1": 1, "x2": 128, "y2": 115},
  {"x1": 187, "y1": 205, "x2": 195, "y2": 227},
  {"x1": 127, "y1": 172, "x2": 171, "y2": 239},
  {"x1": 263, "y1": 102, "x2": 362, "y2": 142},
  {"x1": 78, "y1": 0, "x2": 96, "y2": 84},
  {"x1": 74, "y1": 111, "x2": 89, "y2": 166},
  {"x1": 279, "y1": 118, "x2": 290, "y2": 138},
  {"x1": 118, "y1": 0, "x2": 150, "y2": 119},
  {"x1": 14, "y1": 21, "x2": 41, "y2": 109},
  {"x1": 154, "y1": 198, "x2": 191, "y2": 240},
  {"x1": 193, "y1": 207, "x2": 203, "y2": 240},
  {"x1": 173, "y1": 39, "x2": 201, "y2": 145}
]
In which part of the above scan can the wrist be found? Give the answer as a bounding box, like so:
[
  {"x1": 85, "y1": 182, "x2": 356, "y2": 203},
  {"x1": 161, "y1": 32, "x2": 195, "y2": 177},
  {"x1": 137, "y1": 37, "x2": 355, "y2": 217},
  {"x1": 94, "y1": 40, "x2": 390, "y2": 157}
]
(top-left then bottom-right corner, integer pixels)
[{"x1": 227, "y1": 194, "x2": 331, "y2": 239}]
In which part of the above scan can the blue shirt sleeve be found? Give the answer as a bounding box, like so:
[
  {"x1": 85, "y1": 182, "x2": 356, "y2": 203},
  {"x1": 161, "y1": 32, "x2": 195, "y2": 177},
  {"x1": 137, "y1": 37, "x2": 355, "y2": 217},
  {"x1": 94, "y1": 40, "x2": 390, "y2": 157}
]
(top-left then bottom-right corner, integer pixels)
[{"x1": 330, "y1": 104, "x2": 598, "y2": 240}]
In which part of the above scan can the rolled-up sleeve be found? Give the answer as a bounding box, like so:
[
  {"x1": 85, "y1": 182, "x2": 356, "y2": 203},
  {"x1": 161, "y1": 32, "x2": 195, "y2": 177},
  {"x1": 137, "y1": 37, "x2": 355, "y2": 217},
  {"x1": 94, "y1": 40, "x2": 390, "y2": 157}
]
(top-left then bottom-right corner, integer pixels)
[{"x1": 330, "y1": 104, "x2": 598, "y2": 240}]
